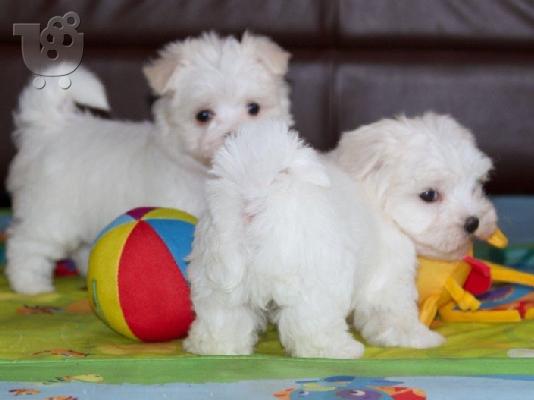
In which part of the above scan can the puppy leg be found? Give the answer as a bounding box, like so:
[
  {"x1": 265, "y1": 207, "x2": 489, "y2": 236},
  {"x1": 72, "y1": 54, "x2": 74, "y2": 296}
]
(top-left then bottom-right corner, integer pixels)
[
  {"x1": 184, "y1": 211, "x2": 262, "y2": 355},
  {"x1": 6, "y1": 226, "x2": 64, "y2": 294},
  {"x1": 278, "y1": 301, "x2": 364, "y2": 359},
  {"x1": 354, "y1": 235, "x2": 444, "y2": 349},
  {"x1": 184, "y1": 297, "x2": 262, "y2": 355},
  {"x1": 70, "y1": 243, "x2": 92, "y2": 276},
  {"x1": 354, "y1": 300, "x2": 444, "y2": 349}
]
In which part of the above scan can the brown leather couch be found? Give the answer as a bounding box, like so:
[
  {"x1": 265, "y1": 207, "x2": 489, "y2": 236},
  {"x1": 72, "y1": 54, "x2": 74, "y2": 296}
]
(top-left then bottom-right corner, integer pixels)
[{"x1": 2, "y1": 0, "x2": 534, "y2": 207}]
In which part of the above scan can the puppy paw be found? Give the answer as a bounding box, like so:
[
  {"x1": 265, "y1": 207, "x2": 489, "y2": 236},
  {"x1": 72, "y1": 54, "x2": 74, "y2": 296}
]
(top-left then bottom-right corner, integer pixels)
[
  {"x1": 409, "y1": 328, "x2": 445, "y2": 349},
  {"x1": 7, "y1": 270, "x2": 55, "y2": 295},
  {"x1": 360, "y1": 317, "x2": 444, "y2": 349},
  {"x1": 183, "y1": 336, "x2": 253, "y2": 356},
  {"x1": 291, "y1": 334, "x2": 365, "y2": 359},
  {"x1": 183, "y1": 321, "x2": 254, "y2": 356},
  {"x1": 321, "y1": 338, "x2": 365, "y2": 359},
  {"x1": 5, "y1": 252, "x2": 57, "y2": 295}
]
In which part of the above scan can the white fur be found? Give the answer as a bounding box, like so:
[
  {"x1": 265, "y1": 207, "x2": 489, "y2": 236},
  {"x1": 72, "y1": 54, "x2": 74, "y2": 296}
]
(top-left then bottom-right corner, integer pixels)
[
  {"x1": 334, "y1": 113, "x2": 497, "y2": 261},
  {"x1": 185, "y1": 114, "x2": 495, "y2": 358},
  {"x1": 7, "y1": 32, "x2": 292, "y2": 294}
]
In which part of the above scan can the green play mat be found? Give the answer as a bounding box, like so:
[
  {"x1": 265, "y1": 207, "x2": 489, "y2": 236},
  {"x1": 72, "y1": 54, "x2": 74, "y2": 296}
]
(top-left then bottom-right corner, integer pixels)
[{"x1": 1, "y1": 208, "x2": 534, "y2": 384}]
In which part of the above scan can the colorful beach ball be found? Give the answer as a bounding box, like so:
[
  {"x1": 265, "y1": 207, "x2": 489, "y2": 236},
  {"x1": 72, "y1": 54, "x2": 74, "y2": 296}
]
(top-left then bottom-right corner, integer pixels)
[{"x1": 88, "y1": 207, "x2": 197, "y2": 342}]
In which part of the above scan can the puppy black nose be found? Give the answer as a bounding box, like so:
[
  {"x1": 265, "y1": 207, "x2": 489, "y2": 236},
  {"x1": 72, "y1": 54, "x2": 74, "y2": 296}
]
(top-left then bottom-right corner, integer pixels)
[{"x1": 464, "y1": 216, "x2": 479, "y2": 234}]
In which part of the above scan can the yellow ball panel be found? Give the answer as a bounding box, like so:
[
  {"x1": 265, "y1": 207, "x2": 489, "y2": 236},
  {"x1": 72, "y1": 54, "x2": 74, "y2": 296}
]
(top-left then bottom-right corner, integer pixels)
[
  {"x1": 143, "y1": 207, "x2": 197, "y2": 224},
  {"x1": 88, "y1": 221, "x2": 137, "y2": 340}
]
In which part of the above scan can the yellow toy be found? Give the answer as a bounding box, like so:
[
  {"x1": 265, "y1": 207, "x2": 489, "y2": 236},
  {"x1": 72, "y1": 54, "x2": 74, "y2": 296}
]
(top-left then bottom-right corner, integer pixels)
[{"x1": 417, "y1": 228, "x2": 534, "y2": 325}]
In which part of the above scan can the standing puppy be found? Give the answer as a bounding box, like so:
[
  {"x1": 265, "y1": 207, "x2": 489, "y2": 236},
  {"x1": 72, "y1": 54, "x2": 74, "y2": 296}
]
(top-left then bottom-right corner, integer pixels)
[
  {"x1": 7, "y1": 32, "x2": 292, "y2": 294},
  {"x1": 184, "y1": 114, "x2": 496, "y2": 358}
]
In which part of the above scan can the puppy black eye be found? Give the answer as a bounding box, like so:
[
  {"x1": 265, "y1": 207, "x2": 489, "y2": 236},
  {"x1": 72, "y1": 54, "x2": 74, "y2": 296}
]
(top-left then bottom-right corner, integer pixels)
[
  {"x1": 195, "y1": 109, "x2": 214, "y2": 123},
  {"x1": 419, "y1": 189, "x2": 440, "y2": 203},
  {"x1": 247, "y1": 102, "x2": 260, "y2": 116}
]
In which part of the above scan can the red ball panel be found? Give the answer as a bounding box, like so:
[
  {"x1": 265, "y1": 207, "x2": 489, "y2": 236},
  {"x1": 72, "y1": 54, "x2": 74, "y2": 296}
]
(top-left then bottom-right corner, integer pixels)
[{"x1": 118, "y1": 220, "x2": 194, "y2": 342}]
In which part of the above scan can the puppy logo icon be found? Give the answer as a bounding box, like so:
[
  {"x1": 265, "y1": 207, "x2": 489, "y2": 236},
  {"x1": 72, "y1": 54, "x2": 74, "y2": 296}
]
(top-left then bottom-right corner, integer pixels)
[{"x1": 13, "y1": 11, "x2": 84, "y2": 89}]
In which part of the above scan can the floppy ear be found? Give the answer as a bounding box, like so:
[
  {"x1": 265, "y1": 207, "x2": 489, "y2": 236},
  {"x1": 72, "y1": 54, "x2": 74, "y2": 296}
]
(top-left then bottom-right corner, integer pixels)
[
  {"x1": 290, "y1": 145, "x2": 331, "y2": 187},
  {"x1": 241, "y1": 32, "x2": 290, "y2": 76},
  {"x1": 335, "y1": 124, "x2": 391, "y2": 182},
  {"x1": 143, "y1": 41, "x2": 183, "y2": 95}
]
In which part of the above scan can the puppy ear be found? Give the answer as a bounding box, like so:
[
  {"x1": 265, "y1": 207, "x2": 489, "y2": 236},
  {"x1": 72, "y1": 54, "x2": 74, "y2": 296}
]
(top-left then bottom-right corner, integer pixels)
[
  {"x1": 143, "y1": 42, "x2": 183, "y2": 95},
  {"x1": 241, "y1": 31, "x2": 290, "y2": 76},
  {"x1": 290, "y1": 146, "x2": 330, "y2": 187},
  {"x1": 335, "y1": 124, "x2": 391, "y2": 182}
]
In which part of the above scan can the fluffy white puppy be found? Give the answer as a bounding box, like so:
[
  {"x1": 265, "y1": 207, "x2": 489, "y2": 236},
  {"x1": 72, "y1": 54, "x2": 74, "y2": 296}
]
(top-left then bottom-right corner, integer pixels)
[
  {"x1": 335, "y1": 113, "x2": 497, "y2": 262},
  {"x1": 184, "y1": 113, "x2": 496, "y2": 358},
  {"x1": 7, "y1": 32, "x2": 292, "y2": 294}
]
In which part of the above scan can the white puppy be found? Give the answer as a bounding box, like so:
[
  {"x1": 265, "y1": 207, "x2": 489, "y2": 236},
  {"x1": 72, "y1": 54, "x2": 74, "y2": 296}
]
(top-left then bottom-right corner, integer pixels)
[
  {"x1": 335, "y1": 113, "x2": 497, "y2": 262},
  {"x1": 184, "y1": 114, "x2": 496, "y2": 358},
  {"x1": 7, "y1": 32, "x2": 292, "y2": 294}
]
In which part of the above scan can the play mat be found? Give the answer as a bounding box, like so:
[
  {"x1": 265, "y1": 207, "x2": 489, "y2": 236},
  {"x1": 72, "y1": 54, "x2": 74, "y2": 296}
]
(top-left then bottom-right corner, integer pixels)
[{"x1": 0, "y1": 198, "x2": 534, "y2": 399}]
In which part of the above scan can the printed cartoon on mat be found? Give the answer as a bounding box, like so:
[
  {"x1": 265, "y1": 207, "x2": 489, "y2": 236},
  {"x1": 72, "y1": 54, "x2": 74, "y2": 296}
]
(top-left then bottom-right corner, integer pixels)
[{"x1": 273, "y1": 376, "x2": 426, "y2": 399}]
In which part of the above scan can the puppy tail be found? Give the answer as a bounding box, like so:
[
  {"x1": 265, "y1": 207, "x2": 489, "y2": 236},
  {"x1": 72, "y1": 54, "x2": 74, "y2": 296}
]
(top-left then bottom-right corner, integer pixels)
[
  {"x1": 211, "y1": 119, "x2": 330, "y2": 192},
  {"x1": 200, "y1": 120, "x2": 330, "y2": 291},
  {"x1": 13, "y1": 63, "x2": 110, "y2": 143}
]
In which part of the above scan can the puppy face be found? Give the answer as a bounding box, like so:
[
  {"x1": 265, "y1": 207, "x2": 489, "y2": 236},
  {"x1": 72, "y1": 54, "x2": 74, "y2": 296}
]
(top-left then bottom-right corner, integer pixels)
[
  {"x1": 337, "y1": 113, "x2": 496, "y2": 261},
  {"x1": 144, "y1": 32, "x2": 293, "y2": 164}
]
